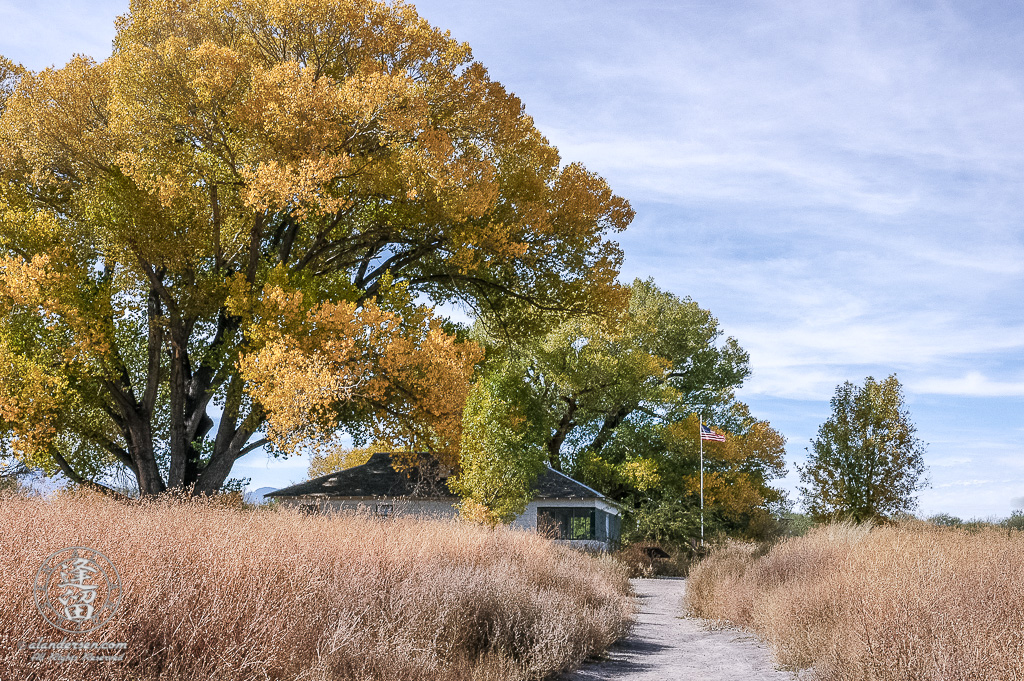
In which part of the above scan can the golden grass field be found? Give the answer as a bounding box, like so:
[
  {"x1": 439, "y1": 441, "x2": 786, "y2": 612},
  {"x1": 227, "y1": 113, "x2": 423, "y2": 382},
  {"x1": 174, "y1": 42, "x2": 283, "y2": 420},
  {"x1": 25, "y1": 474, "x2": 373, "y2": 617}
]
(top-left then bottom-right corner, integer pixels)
[
  {"x1": 0, "y1": 491, "x2": 632, "y2": 681},
  {"x1": 686, "y1": 521, "x2": 1024, "y2": 681}
]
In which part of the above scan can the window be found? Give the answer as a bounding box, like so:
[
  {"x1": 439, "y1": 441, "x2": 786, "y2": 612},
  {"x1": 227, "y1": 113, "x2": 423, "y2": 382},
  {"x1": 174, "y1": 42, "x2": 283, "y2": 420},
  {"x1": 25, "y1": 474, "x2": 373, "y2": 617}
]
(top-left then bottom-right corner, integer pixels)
[{"x1": 537, "y1": 507, "x2": 595, "y2": 540}]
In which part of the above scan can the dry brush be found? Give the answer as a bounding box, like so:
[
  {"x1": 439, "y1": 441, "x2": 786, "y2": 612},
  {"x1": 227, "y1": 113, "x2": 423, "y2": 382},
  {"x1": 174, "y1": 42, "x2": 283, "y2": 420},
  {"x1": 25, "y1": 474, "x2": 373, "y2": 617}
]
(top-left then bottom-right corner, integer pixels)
[
  {"x1": 686, "y1": 521, "x2": 1024, "y2": 681},
  {"x1": 0, "y1": 491, "x2": 632, "y2": 681}
]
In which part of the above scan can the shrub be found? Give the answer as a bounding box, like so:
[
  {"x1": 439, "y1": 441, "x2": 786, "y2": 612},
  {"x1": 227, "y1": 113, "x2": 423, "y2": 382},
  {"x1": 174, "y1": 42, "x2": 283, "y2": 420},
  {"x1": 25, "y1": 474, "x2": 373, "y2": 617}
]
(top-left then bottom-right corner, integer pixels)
[
  {"x1": 928, "y1": 512, "x2": 963, "y2": 527},
  {"x1": 1003, "y1": 510, "x2": 1024, "y2": 531},
  {"x1": 613, "y1": 543, "x2": 695, "y2": 578},
  {"x1": 0, "y1": 491, "x2": 632, "y2": 681},
  {"x1": 686, "y1": 521, "x2": 1024, "y2": 679}
]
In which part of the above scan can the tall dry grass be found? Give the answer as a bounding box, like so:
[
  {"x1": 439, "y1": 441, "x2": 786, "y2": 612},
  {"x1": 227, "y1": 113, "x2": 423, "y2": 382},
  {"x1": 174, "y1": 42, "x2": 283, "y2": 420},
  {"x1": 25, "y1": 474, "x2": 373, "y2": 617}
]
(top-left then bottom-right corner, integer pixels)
[
  {"x1": 686, "y1": 521, "x2": 1024, "y2": 680},
  {"x1": 0, "y1": 491, "x2": 631, "y2": 681}
]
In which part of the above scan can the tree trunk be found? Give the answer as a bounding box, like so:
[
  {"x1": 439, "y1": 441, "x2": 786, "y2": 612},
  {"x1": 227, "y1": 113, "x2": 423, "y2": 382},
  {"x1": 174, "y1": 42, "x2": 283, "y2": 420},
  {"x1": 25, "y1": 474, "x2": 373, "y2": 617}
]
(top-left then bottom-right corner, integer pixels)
[
  {"x1": 589, "y1": 404, "x2": 633, "y2": 454},
  {"x1": 546, "y1": 397, "x2": 577, "y2": 471},
  {"x1": 124, "y1": 417, "x2": 166, "y2": 495}
]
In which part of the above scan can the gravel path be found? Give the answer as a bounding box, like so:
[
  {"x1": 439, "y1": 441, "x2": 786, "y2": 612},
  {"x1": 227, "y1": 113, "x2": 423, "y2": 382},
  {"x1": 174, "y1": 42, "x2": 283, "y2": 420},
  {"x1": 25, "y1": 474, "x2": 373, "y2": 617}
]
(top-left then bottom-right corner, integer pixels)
[{"x1": 560, "y1": 577, "x2": 812, "y2": 681}]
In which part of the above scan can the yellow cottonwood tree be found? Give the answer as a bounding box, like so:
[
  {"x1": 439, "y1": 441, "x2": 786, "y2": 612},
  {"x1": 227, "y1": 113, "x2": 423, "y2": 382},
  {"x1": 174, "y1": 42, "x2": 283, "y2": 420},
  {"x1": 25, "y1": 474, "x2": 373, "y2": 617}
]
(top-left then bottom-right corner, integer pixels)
[
  {"x1": 625, "y1": 413, "x2": 788, "y2": 543},
  {"x1": 0, "y1": 0, "x2": 630, "y2": 494}
]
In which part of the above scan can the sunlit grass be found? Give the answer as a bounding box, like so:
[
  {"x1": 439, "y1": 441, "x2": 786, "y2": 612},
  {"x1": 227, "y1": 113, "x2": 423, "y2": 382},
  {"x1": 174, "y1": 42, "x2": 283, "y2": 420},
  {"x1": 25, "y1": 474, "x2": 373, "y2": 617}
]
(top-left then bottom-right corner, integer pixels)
[
  {"x1": 0, "y1": 490, "x2": 631, "y2": 681},
  {"x1": 686, "y1": 521, "x2": 1024, "y2": 680}
]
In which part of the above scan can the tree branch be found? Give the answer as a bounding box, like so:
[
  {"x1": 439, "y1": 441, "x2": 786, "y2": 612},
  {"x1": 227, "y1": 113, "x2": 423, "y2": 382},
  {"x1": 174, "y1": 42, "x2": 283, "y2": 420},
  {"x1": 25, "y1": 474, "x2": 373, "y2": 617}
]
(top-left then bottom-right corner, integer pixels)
[
  {"x1": 238, "y1": 437, "x2": 270, "y2": 457},
  {"x1": 49, "y1": 446, "x2": 129, "y2": 499}
]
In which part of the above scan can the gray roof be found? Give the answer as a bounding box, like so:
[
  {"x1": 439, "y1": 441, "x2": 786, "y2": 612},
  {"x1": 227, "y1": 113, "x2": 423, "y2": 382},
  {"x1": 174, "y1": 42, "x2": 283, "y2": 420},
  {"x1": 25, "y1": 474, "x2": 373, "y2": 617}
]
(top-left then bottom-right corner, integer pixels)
[
  {"x1": 533, "y1": 466, "x2": 608, "y2": 500},
  {"x1": 267, "y1": 451, "x2": 607, "y2": 501},
  {"x1": 268, "y1": 452, "x2": 456, "y2": 499}
]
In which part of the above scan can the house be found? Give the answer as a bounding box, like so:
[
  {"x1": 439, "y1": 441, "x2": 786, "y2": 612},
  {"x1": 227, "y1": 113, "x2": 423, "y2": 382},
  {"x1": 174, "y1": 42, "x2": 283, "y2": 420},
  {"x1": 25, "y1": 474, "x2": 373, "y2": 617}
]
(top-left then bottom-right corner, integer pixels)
[{"x1": 267, "y1": 451, "x2": 622, "y2": 551}]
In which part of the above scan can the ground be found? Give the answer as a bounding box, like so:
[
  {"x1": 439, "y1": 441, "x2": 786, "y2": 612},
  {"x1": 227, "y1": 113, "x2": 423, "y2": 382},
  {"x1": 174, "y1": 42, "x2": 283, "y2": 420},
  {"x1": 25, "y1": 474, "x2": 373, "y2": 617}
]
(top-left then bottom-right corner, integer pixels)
[{"x1": 560, "y1": 578, "x2": 814, "y2": 681}]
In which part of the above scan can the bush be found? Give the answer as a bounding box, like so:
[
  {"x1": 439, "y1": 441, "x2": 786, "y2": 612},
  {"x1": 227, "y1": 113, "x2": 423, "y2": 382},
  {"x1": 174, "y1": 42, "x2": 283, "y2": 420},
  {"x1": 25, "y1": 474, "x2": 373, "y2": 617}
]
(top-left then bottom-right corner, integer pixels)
[
  {"x1": 685, "y1": 521, "x2": 1024, "y2": 679},
  {"x1": 928, "y1": 512, "x2": 963, "y2": 527},
  {"x1": 778, "y1": 511, "x2": 815, "y2": 537},
  {"x1": 0, "y1": 491, "x2": 632, "y2": 681},
  {"x1": 1003, "y1": 510, "x2": 1024, "y2": 531},
  {"x1": 613, "y1": 543, "x2": 697, "y2": 577}
]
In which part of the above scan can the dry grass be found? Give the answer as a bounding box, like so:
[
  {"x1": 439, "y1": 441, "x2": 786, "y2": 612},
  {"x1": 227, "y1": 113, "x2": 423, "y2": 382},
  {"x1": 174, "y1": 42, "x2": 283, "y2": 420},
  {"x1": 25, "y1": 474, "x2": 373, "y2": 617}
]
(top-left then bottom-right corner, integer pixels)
[
  {"x1": 0, "y1": 491, "x2": 632, "y2": 681},
  {"x1": 685, "y1": 521, "x2": 1024, "y2": 680}
]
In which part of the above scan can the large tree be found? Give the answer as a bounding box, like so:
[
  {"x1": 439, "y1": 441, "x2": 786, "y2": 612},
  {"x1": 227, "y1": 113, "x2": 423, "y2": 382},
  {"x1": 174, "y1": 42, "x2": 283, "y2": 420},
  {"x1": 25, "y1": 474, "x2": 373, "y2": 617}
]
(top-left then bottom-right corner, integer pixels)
[
  {"x1": 469, "y1": 279, "x2": 787, "y2": 538},
  {"x1": 478, "y1": 279, "x2": 751, "y2": 473},
  {"x1": 799, "y1": 375, "x2": 928, "y2": 522},
  {"x1": 0, "y1": 0, "x2": 630, "y2": 495}
]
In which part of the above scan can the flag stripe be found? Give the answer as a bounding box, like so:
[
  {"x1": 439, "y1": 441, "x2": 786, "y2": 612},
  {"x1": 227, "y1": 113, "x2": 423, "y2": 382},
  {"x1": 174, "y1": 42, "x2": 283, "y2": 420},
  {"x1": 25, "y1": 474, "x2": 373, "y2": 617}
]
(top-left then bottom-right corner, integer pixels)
[{"x1": 700, "y1": 424, "x2": 726, "y2": 442}]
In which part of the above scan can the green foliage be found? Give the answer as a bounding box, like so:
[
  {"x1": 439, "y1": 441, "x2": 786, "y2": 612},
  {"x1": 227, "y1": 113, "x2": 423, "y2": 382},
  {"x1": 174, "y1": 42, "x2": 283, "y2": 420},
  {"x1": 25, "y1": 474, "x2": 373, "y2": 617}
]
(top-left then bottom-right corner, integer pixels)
[
  {"x1": 1003, "y1": 511, "x2": 1024, "y2": 531},
  {"x1": 220, "y1": 477, "x2": 251, "y2": 495},
  {"x1": 473, "y1": 278, "x2": 786, "y2": 541},
  {"x1": 799, "y1": 375, "x2": 929, "y2": 523},
  {"x1": 625, "y1": 498, "x2": 705, "y2": 546},
  {"x1": 476, "y1": 278, "x2": 751, "y2": 468},
  {"x1": 929, "y1": 512, "x2": 964, "y2": 528},
  {"x1": 451, "y1": 365, "x2": 548, "y2": 524},
  {"x1": 779, "y1": 512, "x2": 815, "y2": 537}
]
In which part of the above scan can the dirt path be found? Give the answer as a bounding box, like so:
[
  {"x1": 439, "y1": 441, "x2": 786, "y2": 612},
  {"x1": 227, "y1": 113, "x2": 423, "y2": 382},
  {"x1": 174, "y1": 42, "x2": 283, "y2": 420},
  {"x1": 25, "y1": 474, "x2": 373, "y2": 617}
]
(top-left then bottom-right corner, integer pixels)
[{"x1": 560, "y1": 577, "x2": 812, "y2": 681}]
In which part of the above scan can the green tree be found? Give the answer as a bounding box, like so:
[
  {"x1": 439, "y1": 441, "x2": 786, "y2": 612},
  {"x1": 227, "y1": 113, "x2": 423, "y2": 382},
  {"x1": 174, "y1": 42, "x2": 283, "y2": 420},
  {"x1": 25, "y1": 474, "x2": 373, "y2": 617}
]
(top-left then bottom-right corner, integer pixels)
[
  {"x1": 477, "y1": 279, "x2": 750, "y2": 471},
  {"x1": 450, "y1": 365, "x2": 548, "y2": 524},
  {"x1": 799, "y1": 375, "x2": 928, "y2": 522},
  {"x1": 0, "y1": 0, "x2": 630, "y2": 496},
  {"x1": 473, "y1": 279, "x2": 787, "y2": 539},
  {"x1": 613, "y1": 411, "x2": 788, "y2": 543}
]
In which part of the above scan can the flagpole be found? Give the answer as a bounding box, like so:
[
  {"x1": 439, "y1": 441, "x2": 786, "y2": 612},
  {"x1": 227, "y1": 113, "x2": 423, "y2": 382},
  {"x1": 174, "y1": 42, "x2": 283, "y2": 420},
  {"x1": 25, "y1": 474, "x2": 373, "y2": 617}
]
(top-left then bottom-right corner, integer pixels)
[{"x1": 699, "y1": 415, "x2": 704, "y2": 548}]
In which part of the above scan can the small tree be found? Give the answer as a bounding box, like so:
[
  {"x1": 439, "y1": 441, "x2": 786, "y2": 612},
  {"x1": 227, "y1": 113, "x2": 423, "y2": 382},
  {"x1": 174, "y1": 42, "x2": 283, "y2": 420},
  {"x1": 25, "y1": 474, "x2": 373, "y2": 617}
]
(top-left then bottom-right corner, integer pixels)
[
  {"x1": 450, "y1": 366, "x2": 548, "y2": 524},
  {"x1": 799, "y1": 375, "x2": 928, "y2": 522}
]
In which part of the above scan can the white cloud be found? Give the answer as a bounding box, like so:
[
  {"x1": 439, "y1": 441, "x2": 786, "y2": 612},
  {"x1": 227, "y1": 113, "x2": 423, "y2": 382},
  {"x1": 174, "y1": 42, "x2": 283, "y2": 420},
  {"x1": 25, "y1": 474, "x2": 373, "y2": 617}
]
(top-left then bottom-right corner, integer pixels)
[
  {"x1": 929, "y1": 456, "x2": 973, "y2": 468},
  {"x1": 914, "y1": 372, "x2": 1024, "y2": 398},
  {"x1": 936, "y1": 479, "x2": 994, "y2": 488}
]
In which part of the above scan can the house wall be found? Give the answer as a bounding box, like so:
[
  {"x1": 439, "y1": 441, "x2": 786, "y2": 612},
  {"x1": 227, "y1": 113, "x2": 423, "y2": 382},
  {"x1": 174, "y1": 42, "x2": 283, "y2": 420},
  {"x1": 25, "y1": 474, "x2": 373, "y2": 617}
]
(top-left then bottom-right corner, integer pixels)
[
  {"x1": 277, "y1": 497, "x2": 459, "y2": 519},
  {"x1": 277, "y1": 495, "x2": 621, "y2": 550},
  {"x1": 514, "y1": 498, "x2": 622, "y2": 551}
]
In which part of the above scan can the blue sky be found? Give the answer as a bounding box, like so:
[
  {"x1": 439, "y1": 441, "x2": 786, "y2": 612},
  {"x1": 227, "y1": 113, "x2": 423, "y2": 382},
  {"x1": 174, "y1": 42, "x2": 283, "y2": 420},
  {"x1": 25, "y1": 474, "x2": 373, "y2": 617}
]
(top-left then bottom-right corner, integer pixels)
[{"x1": 4, "y1": 0, "x2": 1022, "y2": 518}]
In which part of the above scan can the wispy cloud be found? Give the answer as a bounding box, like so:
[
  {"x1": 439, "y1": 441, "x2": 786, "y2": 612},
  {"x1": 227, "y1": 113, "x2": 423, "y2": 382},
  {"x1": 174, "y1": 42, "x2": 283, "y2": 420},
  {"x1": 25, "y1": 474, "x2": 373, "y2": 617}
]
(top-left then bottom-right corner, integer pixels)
[
  {"x1": 414, "y1": 0, "x2": 1024, "y2": 517},
  {"x1": 930, "y1": 456, "x2": 973, "y2": 468},
  {"x1": 0, "y1": 0, "x2": 126, "y2": 68},
  {"x1": 936, "y1": 479, "x2": 994, "y2": 489},
  {"x1": 914, "y1": 372, "x2": 1024, "y2": 398}
]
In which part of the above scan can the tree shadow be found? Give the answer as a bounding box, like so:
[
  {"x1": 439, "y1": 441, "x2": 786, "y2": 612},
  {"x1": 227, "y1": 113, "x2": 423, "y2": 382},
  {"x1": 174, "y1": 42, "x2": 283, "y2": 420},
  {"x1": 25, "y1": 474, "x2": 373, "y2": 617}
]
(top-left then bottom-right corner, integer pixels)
[{"x1": 557, "y1": 634, "x2": 671, "y2": 679}]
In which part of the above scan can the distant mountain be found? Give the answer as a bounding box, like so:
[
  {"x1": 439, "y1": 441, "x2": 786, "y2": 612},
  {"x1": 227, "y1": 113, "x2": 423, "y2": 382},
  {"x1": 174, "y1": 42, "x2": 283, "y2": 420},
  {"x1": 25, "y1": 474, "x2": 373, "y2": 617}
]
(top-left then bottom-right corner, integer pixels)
[{"x1": 244, "y1": 487, "x2": 278, "y2": 505}]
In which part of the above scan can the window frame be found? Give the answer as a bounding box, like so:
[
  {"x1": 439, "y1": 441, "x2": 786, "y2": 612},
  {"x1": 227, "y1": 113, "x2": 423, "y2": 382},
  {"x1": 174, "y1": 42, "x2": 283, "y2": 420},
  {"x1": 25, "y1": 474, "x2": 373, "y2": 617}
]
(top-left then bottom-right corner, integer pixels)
[{"x1": 536, "y1": 506, "x2": 596, "y2": 540}]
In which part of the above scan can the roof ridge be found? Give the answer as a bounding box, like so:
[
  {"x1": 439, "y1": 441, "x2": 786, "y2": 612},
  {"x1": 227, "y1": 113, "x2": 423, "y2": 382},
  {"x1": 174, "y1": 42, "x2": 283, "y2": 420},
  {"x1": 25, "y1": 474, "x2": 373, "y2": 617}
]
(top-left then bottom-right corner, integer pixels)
[{"x1": 544, "y1": 465, "x2": 607, "y2": 498}]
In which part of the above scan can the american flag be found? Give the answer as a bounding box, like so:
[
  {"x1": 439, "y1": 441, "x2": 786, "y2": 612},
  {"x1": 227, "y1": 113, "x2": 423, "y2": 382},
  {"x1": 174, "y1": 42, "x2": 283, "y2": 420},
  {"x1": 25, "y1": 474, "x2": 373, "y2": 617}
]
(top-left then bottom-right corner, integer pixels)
[{"x1": 700, "y1": 424, "x2": 726, "y2": 442}]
